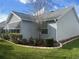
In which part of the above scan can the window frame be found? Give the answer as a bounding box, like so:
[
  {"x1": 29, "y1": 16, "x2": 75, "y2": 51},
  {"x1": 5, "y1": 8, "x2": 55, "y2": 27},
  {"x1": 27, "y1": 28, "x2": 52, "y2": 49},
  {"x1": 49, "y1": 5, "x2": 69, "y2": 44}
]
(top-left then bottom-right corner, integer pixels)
[{"x1": 41, "y1": 28, "x2": 48, "y2": 34}]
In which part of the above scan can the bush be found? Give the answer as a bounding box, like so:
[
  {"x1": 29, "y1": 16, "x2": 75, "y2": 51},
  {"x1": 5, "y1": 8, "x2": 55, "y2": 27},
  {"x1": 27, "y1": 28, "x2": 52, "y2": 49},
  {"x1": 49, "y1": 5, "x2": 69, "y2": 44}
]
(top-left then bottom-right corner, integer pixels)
[
  {"x1": 35, "y1": 39, "x2": 45, "y2": 46},
  {"x1": 19, "y1": 39, "x2": 28, "y2": 45},
  {"x1": 9, "y1": 33, "x2": 22, "y2": 44},
  {"x1": 1, "y1": 33, "x2": 10, "y2": 40},
  {"x1": 28, "y1": 37, "x2": 35, "y2": 46},
  {"x1": 45, "y1": 39, "x2": 54, "y2": 47}
]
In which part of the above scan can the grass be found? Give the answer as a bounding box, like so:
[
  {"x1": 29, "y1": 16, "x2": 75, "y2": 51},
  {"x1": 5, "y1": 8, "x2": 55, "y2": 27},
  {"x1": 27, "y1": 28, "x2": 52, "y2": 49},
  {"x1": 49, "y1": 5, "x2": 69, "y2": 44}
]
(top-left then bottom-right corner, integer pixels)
[{"x1": 0, "y1": 39, "x2": 79, "y2": 59}]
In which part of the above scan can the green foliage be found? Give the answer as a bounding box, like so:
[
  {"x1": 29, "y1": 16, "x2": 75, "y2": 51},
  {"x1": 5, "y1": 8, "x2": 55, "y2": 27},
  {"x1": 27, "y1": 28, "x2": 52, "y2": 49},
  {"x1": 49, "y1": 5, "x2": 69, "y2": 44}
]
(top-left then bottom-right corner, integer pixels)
[
  {"x1": 35, "y1": 39, "x2": 45, "y2": 46},
  {"x1": 9, "y1": 33, "x2": 22, "y2": 39},
  {"x1": 1, "y1": 33, "x2": 10, "y2": 40},
  {"x1": 0, "y1": 38, "x2": 79, "y2": 59},
  {"x1": 28, "y1": 37, "x2": 35, "y2": 46},
  {"x1": 19, "y1": 39, "x2": 28, "y2": 45},
  {"x1": 45, "y1": 39, "x2": 54, "y2": 47},
  {"x1": 9, "y1": 33, "x2": 22, "y2": 44}
]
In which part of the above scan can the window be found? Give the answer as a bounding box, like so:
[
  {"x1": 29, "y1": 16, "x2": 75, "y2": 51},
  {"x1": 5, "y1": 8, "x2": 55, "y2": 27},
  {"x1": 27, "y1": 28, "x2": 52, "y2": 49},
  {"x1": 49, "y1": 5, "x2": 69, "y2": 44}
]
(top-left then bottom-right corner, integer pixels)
[
  {"x1": 56, "y1": 19, "x2": 58, "y2": 21},
  {"x1": 9, "y1": 29, "x2": 20, "y2": 33},
  {"x1": 41, "y1": 29, "x2": 48, "y2": 34},
  {"x1": 46, "y1": 20, "x2": 56, "y2": 23},
  {"x1": 16, "y1": 29, "x2": 20, "y2": 33}
]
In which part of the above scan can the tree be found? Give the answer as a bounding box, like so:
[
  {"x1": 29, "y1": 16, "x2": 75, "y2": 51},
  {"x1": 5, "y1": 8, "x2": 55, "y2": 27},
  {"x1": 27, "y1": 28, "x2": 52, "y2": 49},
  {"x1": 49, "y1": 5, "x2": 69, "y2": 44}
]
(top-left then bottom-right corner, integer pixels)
[
  {"x1": 24, "y1": 0, "x2": 54, "y2": 39},
  {"x1": 32, "y1": 0, "x2": 48, "y2": 39}
]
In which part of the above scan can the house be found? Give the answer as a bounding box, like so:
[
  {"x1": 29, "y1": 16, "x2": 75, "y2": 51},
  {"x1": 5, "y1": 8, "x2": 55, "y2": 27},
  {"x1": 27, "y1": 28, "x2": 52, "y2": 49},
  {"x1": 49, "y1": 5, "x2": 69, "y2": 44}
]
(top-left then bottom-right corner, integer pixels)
[
  {"x1": 4, "y1": 6, "x2": 79, "y2": 41},
  {"x1": 38, "y1": 6, "x2": 79, "y2": 41},
  {"x1": 4, "y1": 11, "x2": 39, "y2": 40},
  {"x1": 0, "y1": 21, "x2": 6, "y2": 33}
]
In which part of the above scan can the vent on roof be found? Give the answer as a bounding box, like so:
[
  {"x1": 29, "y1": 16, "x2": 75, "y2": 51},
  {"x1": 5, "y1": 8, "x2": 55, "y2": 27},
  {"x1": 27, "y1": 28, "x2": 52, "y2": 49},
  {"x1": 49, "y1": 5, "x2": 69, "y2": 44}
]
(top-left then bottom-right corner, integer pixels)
[
  {"x1": 51, "y1": 11, "x2": 54, "y2": 12},
  {"x1": 56, "y1": 19, "x2": 58, "y2": 21}
]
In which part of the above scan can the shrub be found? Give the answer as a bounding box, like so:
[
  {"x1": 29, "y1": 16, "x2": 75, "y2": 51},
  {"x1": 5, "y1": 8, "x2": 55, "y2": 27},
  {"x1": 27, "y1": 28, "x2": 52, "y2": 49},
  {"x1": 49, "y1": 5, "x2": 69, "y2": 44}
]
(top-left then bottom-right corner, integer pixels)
[
  {"x1": 1, "y1": 33, "x2": 10, "y2": 40},
  {"x1": 19, "y1": 39, "x2": 28, "y2": 45},
  {"x1": 35, "y1": 39, "x2": 45, "y2": 46},
  {"x1": 28, "y1": 37, "x2": 35, "y2": 46},
  {"x1": 9, "y1": 33, "x2": 22, "y2": 44},
  {"x1": 45, "y1": 38, "x2": 54, "y2": 47}
]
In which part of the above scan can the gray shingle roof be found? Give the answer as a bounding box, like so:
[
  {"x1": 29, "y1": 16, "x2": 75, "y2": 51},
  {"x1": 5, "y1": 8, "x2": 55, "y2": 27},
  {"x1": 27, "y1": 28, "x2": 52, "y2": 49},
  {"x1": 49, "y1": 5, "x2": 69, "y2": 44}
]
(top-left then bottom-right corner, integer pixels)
[
  {"x1": 4, "y1": 11, "x2": 37, "y2": 29},
  {"x1": 12, "y1": 11, "x2": 36, "y2": 22},
  {"x1": 36, "y1": 7, "x2": 74, "y2": 21}
]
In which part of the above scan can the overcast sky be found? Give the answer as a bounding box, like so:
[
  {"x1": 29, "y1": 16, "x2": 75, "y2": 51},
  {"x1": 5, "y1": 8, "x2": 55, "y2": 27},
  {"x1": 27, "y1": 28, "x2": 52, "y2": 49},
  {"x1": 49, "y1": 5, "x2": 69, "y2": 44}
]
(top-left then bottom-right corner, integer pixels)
[{"x1": 0, "y1": 0, "x2": 79, "y2": 22}]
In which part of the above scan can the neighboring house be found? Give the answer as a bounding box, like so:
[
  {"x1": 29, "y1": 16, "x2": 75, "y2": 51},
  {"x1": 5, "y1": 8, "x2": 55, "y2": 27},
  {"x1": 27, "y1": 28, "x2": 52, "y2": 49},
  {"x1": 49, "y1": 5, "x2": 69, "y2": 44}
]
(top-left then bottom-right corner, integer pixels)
[
  {"x1": 4, "y1": 11, "x2": 39, "y2": 40},
  {"x1": 0, "y1": 21, "x2": 6, "y2": 33},
  {"x1": 3, "y1": 6, "x2": 79, "y2": 41},
  {"x1": 0, "y1": 21, "x2": 6, "y2": 29}
]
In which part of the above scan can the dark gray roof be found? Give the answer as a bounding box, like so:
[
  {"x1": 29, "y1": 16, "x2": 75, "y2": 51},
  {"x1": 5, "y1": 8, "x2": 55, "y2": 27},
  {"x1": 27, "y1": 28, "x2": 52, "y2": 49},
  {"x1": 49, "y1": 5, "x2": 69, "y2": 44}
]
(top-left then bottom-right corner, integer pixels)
[
  {"x1": 36, "y1": 7, "x2": 74, "y2": 21},
  {"x1": 12, "y1": 11, "x2": 36, "y2": 22},
  {"x1": 4, "y1": 11, "x2": 37, "y2": 30}
]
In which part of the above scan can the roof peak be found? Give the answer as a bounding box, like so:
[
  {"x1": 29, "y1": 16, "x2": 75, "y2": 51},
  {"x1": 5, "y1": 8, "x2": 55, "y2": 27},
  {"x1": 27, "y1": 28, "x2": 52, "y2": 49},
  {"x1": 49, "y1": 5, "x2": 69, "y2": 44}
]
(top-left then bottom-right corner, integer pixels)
[{"x1": 11, "y1": 11, "x2": 36, "y2": 22}]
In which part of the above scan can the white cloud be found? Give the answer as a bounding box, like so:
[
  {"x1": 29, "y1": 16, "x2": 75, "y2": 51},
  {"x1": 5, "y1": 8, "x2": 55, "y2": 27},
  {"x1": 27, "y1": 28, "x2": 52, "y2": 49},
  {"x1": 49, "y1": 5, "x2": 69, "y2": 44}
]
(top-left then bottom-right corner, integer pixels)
[
  {"x1": 0, "y1": 14, "x2": 8, "y2": 22},
  {"x1": 34, "y1": 7, "x2": 45, "y2": 16},
  {"x1": 54, "y1": 6, "x2": 58, "y2": 10},
  {"x1": 32, "y1": 0, "x2": 36, "y2": 2},
  {"x1": 19, "y1": 0, "x2": 31, "y2": 4},
  {"x1": 50, "y1": 5, "x2": 59, "y2": 11},
  {"x1": 19, "y1": 0, "x2": 37, "y2": 4}
]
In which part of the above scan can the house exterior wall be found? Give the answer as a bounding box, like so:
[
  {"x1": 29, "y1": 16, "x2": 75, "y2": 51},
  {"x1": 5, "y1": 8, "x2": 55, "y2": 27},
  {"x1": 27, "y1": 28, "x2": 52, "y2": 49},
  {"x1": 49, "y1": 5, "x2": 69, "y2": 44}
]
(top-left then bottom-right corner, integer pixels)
[
  {"x1": 4, "y1": 14, "x2": 21, "y2": 29},
  {"x1": 20, "y1": 20, "x2": 39, "y2": 40},
  {"x1": 56, "y1": 8, "x2": 79, "y2": 41},
  {"x1": 47, "y1": 23, "x2": 56, "y2": 40},
  {"x1": 8, "y1": 14, "x2": 21, "y2": 24},
  {"x1": 41, "y1": 23, "x2": 56, "y2": 40},
  {"x1": 41, "y1": 34, "x2": 49, "y2": 39}
]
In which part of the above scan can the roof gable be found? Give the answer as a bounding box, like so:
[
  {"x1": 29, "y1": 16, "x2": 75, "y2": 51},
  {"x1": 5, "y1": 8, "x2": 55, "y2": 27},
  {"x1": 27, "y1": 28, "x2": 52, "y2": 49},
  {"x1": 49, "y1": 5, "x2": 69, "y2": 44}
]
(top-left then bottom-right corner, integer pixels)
[
  {"x1": 12, "y1": 11, "x2": 36, "y2": 22},
  {"x1": 37, "y1": 6, "x2": 74, "y2": 21}
]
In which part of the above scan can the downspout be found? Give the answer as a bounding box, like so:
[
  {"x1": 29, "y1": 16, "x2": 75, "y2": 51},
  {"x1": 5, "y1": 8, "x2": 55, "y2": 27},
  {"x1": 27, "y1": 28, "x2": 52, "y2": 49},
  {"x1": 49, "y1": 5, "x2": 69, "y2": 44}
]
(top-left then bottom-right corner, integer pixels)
[{"x1": 55, "y1": 18, "x2": 63, "y2": 48}]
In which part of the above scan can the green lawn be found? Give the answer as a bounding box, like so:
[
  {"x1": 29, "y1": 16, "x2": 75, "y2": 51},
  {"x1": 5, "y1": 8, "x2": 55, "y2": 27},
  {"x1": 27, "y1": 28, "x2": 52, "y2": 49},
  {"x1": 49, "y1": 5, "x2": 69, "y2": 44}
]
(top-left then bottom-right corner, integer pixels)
[{"x1": 0, "y1": 39, "x2": 79, "y2": 59}]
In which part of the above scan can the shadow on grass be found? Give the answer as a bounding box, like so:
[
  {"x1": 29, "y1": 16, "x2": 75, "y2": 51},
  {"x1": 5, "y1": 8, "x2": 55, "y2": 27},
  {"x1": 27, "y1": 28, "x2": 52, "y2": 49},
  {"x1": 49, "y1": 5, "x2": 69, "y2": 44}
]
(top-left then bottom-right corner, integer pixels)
[
  {"x1": 0, "y1": 39, "x2": 7, "y2": 42},
  {"x1": 62, "y1": 39, "x2": 79, "y2": 50}
]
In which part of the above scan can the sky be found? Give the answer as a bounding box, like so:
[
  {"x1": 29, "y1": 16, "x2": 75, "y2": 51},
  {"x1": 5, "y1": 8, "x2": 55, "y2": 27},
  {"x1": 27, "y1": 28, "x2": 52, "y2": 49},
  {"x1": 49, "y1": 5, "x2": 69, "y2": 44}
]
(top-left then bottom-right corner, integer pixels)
[{"x1": 0, "y1": 0, "x2": 79, "y2": 22}]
